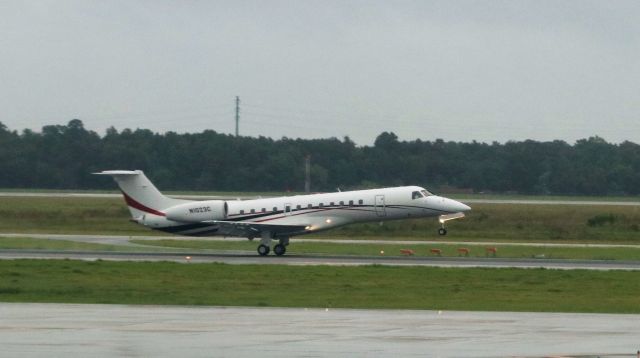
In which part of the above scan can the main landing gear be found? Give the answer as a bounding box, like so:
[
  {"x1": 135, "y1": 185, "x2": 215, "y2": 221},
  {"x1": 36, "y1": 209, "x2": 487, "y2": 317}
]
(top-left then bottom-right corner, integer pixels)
[
  {"x1": 256, "y1": 232, "x2": 289, "y2": 256},
  {"x1": 257, "y1": 244, "x2": 270, "y2": 256},
  {"x1": 273, "y1": 244, "x2": 286, "y2": 256}
]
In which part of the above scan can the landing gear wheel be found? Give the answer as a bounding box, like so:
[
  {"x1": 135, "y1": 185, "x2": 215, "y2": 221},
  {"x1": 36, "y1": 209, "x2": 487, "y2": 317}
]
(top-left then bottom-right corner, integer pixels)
[
  {"x1": 273, "y1": 244, "x2": 286, "y2": 256},
  {"x1": 257, "y1": 244, "x2": 270, "y2": 256},
  {"x1": 438, "y1": 228, "x2": 447, "y2": 236}
]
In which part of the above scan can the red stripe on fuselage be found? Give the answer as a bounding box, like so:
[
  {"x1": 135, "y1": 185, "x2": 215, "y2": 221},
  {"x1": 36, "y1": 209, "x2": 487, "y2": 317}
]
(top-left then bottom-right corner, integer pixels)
[
  {"x1": 251, "y1": 207, "x2": 375, "y2": 223},
  {"x1": 121, "y1": 191, "x2": 166, "y2": 216}
]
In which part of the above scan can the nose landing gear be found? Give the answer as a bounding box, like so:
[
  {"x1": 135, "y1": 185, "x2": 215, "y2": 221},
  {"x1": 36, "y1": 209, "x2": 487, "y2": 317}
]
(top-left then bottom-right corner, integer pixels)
[{"x1": 437, "y1": 212, "x2": 465, "y2": 236}]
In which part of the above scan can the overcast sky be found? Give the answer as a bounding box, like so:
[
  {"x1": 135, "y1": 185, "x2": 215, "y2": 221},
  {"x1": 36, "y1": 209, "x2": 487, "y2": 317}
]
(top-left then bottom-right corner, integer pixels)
[{"x1": 1, "y1": 0, "x2": 639, "y2": 144}]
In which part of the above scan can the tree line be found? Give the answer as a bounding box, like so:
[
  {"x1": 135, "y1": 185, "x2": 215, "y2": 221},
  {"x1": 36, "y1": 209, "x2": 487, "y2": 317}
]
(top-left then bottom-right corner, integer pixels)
[{"x1": 1, "y1": 119, "x2": 639, "y2": 195}]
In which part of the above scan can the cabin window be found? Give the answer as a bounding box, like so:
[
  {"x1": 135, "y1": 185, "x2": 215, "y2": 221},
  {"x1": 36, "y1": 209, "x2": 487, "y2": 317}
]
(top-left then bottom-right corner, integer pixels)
[
  {"x1": 339, "y1": 201, "x2": 344, "y2": 206},
  {"x1": 358, "y1": 199, "x2": 363, "y2": 205},
  {"x1": 296, "y1": 205, "x2": 301, "y2": 210},
  {"x1": 319, "y1": 203, "x2": 324, "y2": 207},
  {"x1": 240, "y1": 210, "x2": 245, "y2": 214},
  {"x1": 330, "y1": 202, "x2": 334, "y2": 206},
  {"x1": 272, "y1": 207, "x2": 278, "y2": 212},
  {"x1": 250, "y1": 209, "x2": 255, "y2": 214},
  {"x1": 307, "y1": 204, "x2": 313, "y2": 209},
  {"x1": 412, "y1": 191, "x2": 424, "y2": 200},
  {"x1": 349, "y1": 200, "x2": 354, "y2": 206},
  {"x1": 285, "y1": 205, "x2": 291, "y2": 212},
  {"x1": 261, "y1": 208, "x2": 266, "y2": 213}
]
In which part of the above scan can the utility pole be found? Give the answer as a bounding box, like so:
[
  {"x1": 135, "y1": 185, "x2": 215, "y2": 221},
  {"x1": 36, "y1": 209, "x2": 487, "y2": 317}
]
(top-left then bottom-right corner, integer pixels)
[
  {"x1": 235, "y1": 96, "x2": 240, "y2": 137},
  {"x1": 304, "y1": 155, "x2": 311, "y2": 193}
]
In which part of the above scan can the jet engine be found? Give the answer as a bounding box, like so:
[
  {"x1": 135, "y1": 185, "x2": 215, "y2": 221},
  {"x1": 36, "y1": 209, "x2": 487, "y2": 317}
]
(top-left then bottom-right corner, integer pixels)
[{"x1": 164, "y1": 200, "x2": 228, "y2": 223}]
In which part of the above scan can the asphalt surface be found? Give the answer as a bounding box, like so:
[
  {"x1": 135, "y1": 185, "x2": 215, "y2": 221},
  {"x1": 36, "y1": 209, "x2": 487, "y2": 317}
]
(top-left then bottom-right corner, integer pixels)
[
  {"x1": 4, "y1": 232, "x2": 640, "y2": 249},
  {"x1": 1, "y1": 303, "x2": 639, "y2": 357},
  {"x1": 2, "y1": 248, "x2": 640, "y2": 270},
  {"x1": 2, "y1": 233, "x2": 640, "y2": 270}
]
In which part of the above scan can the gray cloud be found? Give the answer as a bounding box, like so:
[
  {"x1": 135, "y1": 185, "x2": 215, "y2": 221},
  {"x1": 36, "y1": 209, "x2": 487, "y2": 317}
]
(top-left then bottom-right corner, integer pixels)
[{"x1": 1, "y1": 0, "x2": 639, "y2": 144}]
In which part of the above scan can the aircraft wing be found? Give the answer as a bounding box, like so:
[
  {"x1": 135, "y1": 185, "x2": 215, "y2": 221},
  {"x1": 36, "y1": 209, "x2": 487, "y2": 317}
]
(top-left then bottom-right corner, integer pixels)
[{"x1": 203, "y1": 220, "x2": 308, "y2": 238}]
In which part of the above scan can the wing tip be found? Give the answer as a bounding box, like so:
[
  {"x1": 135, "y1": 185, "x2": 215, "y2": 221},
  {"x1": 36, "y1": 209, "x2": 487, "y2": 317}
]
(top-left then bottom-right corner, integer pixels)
[{"x1": 93, "y1": 170, "x2": 141, "y2": 176}]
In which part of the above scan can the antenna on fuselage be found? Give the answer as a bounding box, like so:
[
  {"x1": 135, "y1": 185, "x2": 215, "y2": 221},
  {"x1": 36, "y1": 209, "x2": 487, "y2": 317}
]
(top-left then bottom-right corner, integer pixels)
[{"x1": 336, "y1": 188, "x2": 341, "y2": 192}]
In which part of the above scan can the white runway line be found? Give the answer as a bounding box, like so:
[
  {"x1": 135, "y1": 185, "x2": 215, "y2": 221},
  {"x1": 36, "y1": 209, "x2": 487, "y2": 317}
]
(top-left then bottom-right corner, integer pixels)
[{"x1": 1, "y1": 250, "x2": 640, "y2": 270}]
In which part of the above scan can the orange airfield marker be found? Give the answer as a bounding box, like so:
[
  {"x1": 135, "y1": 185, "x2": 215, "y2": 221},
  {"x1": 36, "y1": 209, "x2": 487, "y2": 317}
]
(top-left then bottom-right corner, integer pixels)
[{"x1": 400, "y1": 249, "x2": 415, "y2": 256}]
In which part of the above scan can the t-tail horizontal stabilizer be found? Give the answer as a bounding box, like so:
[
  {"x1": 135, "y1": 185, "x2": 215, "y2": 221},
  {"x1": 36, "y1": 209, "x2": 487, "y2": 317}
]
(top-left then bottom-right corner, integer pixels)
[{"x1": 93, "y1": 170, "x2": 190, "y2": 219}]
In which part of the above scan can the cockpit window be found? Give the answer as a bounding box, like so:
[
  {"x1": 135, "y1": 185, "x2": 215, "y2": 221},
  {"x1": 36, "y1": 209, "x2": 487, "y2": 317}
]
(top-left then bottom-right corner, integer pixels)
[
  {"x1": 421, "y1": 189, "x2": 433, "y2": 197},
  {"x1": 411, "y1": 191, "x2": 423, "y2": 200}
]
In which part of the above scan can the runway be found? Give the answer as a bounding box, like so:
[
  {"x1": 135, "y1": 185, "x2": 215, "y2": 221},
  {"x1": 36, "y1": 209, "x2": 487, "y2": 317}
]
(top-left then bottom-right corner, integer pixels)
[
  {"x1": 2, "y1": 249, "x2": 640, "y2": 270},
  {"x1": 4, "y1": 232, "x2": 640, "y2": 249},
  {"x1": 3, "y1": 233, "x2": 640, "y2": 270},
  {"x1": 1, "y1": 303, "x2": 638, "y2": 357},
  {"x1": 2, "y1": 233, "x2": 640, "y2": 270}
]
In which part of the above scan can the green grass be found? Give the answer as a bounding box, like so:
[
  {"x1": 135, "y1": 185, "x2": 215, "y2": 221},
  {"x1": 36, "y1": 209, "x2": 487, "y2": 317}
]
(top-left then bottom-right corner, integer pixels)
[
  {"x1": 0, "y1": 260, "x2": 638, "y2": 313},
  {"x1": 131, "y1": 239, "x2": 640, "y2": 261},
  {"x1": 0, "y1": 237, "x2": 181, "y2": 252},
  {"x1": 329, "y1": 203, "x2": 640, "y2": 243},
  {"x1": 0, "y1": 188, "x2": 121, "y2": 194},
  {"x1": 3, "y1": 197, "x2": 640, "y2": 243},
  {"x1": 0, "y1": 197, "x2": 154, "y2": 235},
  {"x1": 0, "y1": 237, "x2": 123, "y2": 251}
]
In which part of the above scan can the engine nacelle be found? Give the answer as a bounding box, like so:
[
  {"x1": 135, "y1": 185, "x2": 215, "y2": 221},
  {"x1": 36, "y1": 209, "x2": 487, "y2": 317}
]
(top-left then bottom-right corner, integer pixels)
[
  {"x1": 140, "y1": 213, "x2": 170, "y2": 228},
  {"x1": 164, "y1": 200, "x2": 228, "y2": 223}
]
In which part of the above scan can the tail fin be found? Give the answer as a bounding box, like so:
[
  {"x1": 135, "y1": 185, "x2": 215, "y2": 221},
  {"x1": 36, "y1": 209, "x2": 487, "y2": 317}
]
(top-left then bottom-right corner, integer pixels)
[{"x1": 94, "y1": 170, "x2": 190, "y2": 219}]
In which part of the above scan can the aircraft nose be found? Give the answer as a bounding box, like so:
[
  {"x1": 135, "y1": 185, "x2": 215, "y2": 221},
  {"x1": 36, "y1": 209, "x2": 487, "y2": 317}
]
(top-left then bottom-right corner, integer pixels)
[
  {"x1": 458, "y1": 200, "x2": 471, "y2": 212},
  {"x1": 446, "y1": 198, "x2": 471, "y2": 212}
]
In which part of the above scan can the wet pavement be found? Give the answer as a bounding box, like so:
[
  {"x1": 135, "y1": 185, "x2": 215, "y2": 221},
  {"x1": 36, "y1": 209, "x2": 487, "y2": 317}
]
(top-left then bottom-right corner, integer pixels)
[{"x1": 0, "y1": 303, "x2": 638, "y2": 357}]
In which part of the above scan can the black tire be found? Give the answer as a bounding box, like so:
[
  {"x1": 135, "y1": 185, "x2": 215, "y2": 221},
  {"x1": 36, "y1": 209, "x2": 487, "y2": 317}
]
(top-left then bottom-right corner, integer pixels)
[
  {"x1": 274, "y1": 244, "x2": 286, "y2": 256},
  {"x1": 257, "y1": 244, "x2": 270, "y2": 256},
  {"x1": 438, "y1": 228, "x2": 447, "y2": 236}
]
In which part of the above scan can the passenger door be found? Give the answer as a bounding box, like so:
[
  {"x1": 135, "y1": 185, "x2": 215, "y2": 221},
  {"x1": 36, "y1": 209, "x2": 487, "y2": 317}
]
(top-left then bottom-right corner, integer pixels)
[{"x1": 374, "y1": 195, "x2": 386, "y2": 217}]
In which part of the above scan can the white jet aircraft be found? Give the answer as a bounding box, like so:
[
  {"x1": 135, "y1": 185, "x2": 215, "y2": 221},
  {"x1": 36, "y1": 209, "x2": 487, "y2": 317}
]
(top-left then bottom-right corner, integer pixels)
[{"x1": 96, "y1": 170, "x2": 471, "y2": 256}]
